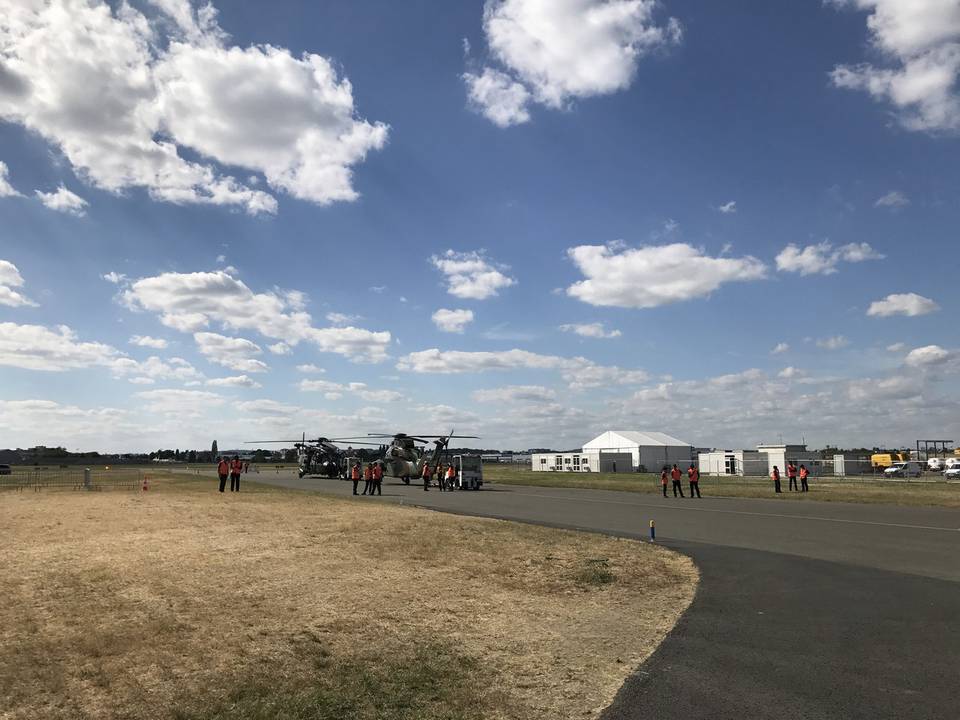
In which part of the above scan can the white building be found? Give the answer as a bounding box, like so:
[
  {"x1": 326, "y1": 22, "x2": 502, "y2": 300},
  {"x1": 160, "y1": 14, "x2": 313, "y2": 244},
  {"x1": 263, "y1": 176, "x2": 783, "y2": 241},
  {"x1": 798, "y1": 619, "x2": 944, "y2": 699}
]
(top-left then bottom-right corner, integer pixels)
[
  {"x1": 699, "y1": 444, "x2": 819, "y2": 477},
  {"x1": 532, "y1": 430, "x2": 693, "y2": 473}
]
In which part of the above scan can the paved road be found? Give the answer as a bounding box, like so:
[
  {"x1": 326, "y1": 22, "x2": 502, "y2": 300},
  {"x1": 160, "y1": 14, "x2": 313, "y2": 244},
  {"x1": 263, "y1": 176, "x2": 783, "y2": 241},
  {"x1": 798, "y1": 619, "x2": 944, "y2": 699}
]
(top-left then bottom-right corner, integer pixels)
[{"x1": 236, "y1": 471, "x2": 960, "y2": 718}]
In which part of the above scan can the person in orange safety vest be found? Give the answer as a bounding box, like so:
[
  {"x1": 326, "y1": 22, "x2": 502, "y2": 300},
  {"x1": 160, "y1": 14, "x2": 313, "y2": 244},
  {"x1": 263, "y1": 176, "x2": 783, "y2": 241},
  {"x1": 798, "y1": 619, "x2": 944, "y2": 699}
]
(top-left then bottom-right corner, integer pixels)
[
  {"x1": 660, "y1": 467, "x2": 669, "y2": 498},
  {"x1": 799, "y1": 464, "x2": 809, "y2": 493},
  {"x1": 771, "y1": 465, "x2": 782, "y2": 494},
  {"x1": 670, "y1": 464, "x2": 685, "y2": 498},
  {"x1": 371, "y1": 462, "x2": 383, "y2": 496},
  {"x1": 362, "y1": 463, "x2": 373, "y2": 495},
  {"x1": 229, "y1": 456, "x2": 243, "y2": 492},
  {"x1": 350, "y1": 461, "x2": 361, "y2": 495},
  {"x1": 687, "y1": 464, "x2": 701, "y2": 498},
  {"x1": 217, "y1": 457, "x2": 229, "y2": 493},
  {"x1": 421, "y1": 462, "x2": 432, "y2": 491}
]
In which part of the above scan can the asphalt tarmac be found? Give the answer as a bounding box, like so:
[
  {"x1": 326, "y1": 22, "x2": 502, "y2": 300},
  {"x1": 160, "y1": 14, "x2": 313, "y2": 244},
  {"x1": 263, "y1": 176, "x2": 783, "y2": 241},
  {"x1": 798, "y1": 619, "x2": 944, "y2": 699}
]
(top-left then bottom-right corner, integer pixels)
[{"x1": 235, "y1": 470, "x2": 960, "y2": 719}]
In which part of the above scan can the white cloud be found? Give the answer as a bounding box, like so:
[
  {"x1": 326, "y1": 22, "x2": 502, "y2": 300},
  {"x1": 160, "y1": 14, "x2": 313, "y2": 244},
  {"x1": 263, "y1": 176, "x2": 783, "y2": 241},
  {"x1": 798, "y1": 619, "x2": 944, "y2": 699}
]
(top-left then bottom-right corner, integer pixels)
[
  {"x1": 193, "y1": 331, "x2": 268, "y2": 373},
  {"x1": 469, "y1": 0, "x2": 681, "y2": 125},
  {"x1": 887, "y1": 342, "x2": 907, "y2": 352},
  {"x1": 472, "y1": 385, "x2": 557, "y2": 403},
  {"x1": 905, "y1": 344, "x2": 951, "y2": 368},
  {"x1": 135, "y1": 388, "x2": 225, "y2": 416},
  {"x1": 0, "y1": 0, "x2": 387, "y2": 214},
  {"x1": 0, "y1": 160, "x2": 22, "y2": 197},
  {"x1": 432, "y1": 308, "x2": 475, "y2": 334},
  {"x1": 0, "y1": 260, "x2": 37, "y2": 307},
  {"x1": 830, "y1": 0, "x2": 960, "y2": 132},
  {"x1": 326, "y1": 312, "x2": 362, "y2": 326},
  {"x1": 463, "y1": 67, "x2": 532, "y2": 126},
  {"x1": 771, "y1": 342, "x2": 789, "y2": 355},
  {"x1": 717, "y1": 200, "x2": 737, "y2": 214},
  {"x1": 299, "y1": 378, "x2": 402, "y2": 403},
  {"x1": 397, "y1": 347, "x2": 647, "y2": 390},
  {"x1": 102, "y1": 271, "x2": 128, "y2": 284},
  {"x1": 130, "y1": 335, "x2": 168, "y2": 349},
  {"x1": 874, "y1": 190, "x2": 910, "y2": 208},
  {"x1": 0, "y1": 322, "x2": 119, "y2": 371},
  {"x1": 296, "y1": 363, "x2": 325, "y2": 373},
  {"x1": 35, "y1": 186, "x2": 88, "y2": 216},
  {"x1": 559, "y1": 322, "x2": 622, "y2": 339},
  {"x1": 867, "y1": 292, "x2": 940, "y2": 317},
  {"x1": 206, "y1": 374, "x2": 262, "y2": 389},
  {"x1": 816, "y1": 335, "x2": 850, "y2": 350},
  {"x1": 121, "y1": 270, "x2": 391, "y2": 361},
  {"x1": 430, "y1": 250, "x2": 516, "y2": 300},
  {"x1": 777, "y1": 366, "x2": 803, "y2": 379},
  {"x1": 566, "y1": 242, "x2": 765, "y2": 308},
  {"x1": 111, "y1": 355, "x2": 203, "y2": 384},
  {"x1": 267, "y1": 342, "x2": 292, "y2": 355},
  {"x1": 775, "y1": 241, "x2": 885, "y2": 275}
]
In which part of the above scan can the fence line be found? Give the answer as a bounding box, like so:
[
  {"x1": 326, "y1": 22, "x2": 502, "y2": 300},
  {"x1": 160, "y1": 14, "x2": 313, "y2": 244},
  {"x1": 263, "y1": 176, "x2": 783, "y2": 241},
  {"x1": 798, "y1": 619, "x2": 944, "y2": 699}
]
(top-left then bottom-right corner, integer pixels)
[{"x1": 0, "y1": 468, "x2": 143, "y2": 492}]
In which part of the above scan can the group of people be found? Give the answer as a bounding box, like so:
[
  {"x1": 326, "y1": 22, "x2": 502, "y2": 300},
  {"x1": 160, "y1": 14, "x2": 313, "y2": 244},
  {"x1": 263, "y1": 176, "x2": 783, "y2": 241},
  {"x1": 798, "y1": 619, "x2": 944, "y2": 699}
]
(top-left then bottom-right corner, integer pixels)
[
  {"x1": 350, "y1": 461, "x2": 384, "y2": 496},
  {"x1": 770, "y1": 462, "x2": 810, "y2": 493},
  {"x1": 661, "y1": 464, "x2": 702, "y2": 498},
  {"x1": 216, "y1": 456, "x2": 246, "y2": 492},
  {"x1": 420, "y1": 461, "x2": 457, "y2": 492}
]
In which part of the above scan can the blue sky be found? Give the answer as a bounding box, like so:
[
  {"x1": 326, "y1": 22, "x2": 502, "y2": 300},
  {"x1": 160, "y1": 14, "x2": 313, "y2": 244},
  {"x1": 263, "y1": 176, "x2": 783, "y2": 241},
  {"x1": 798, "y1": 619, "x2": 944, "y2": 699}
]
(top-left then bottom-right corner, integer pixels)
[{"x1": 0, "y1": 0, "x2": 958, "y2": 451}]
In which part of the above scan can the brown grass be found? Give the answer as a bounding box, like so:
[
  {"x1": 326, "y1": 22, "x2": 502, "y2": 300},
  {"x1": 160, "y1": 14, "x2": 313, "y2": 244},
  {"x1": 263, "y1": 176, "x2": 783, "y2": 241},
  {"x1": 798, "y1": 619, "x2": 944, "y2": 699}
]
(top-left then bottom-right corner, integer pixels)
[
  {"x1": 486, "y1": 465, "x2": 960, "y2": 508},
  {"x1": 0, "y1": 476, "x2": 696, "y2": 720}
]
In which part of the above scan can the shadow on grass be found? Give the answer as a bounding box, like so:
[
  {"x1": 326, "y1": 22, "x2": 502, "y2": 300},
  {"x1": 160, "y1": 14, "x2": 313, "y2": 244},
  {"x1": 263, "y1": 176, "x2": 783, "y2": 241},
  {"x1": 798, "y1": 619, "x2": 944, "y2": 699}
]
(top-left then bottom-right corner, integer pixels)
[{"x1": 171, "y1": 640, "x2": 492, "y2": 720}]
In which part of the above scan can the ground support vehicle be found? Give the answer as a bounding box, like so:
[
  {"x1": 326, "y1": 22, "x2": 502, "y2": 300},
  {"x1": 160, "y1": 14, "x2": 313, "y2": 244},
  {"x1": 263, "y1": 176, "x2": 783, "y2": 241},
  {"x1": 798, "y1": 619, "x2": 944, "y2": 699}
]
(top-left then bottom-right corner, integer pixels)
[{"x1": 883, "y1": 462, "x2": 923, "y2": 478}]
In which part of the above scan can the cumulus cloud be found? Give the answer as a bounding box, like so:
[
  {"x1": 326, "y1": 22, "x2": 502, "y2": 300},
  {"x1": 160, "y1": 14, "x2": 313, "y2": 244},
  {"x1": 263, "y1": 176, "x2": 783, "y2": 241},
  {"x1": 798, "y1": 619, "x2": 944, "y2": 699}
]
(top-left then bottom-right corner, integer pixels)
[
  {"x1": 35, "y1": 186, "x2": 88, "y2": 216},
  {"x1": 777, "y1": 366, "x2": 803, "y2": 379},
  {"x1": 111, "y1": 355, "x2": 203, "y2": 384},
  {"x1": 559, "y1": 322, "x2": 622, "y2": 339},
  {"x1": 206, "y1": 374, "x2": 262, "y2": 389},
  {"x1": 299, "y1": 378, "x2": 402, "y2": 403},
  {"x1": 830, "y1": 0, "x2": 960, "y2": 132},
  {"x1": 296, "y1": 363, "x2": 325, "y2": 373},
  {"x1": 886, "y1": 342, "x2": 907, "y2": 352},
  {"x1": 135, "y1": 388, "x2": 225, "y2": 416},
  {"x1": 0, "y1": 160, "x2": 22, "y2": 197},
  {"x1": 0, "y1": 0, "x2": 387, "y2": 214},
  {"x1": 397, "y1": 347, "x2": 647, "y2": 390},
  {"x1": 102, "y1": 271, "x2": 128, "y2": 284},
  {"x1": 566, "y1": 242, "x2": 765, "y2": 308},
  {"x1": 0, "y1": 322, "x2": 119, "y2": 371},
  {"x1": 0, "y1": 260, "x2": 37, "y2": 307},
  {"x1": 771, "y1": 342, "x2": 789, "y2": 355},
  {"x1": 867, "y1": 292, "x2": 940, "y2": 317},
  {"x1": 121, "y1": 270, "x2": 391, "y2": 361},
  {"x1": 432, "y1": 308, "x2": 475, "y2": 334},
  {"x1": 775, "y1": 241, "x2": 885, "y2": 275},
  {"x1": 193, "y1": 331, "x2": 269, "y2": 373},
  {"x1": 472, "y1": 385, "x2": 557, "y2": 403},
  {"x1": 717, "y1": 200, "x2": 737, "y2": 214},
  {"x1": 430, "y1": 250, "x2": 516, "y2": 300},
  {"x1": 326, "y1": 312, "x2": 362, "y2": 326},
  {"x1": 466, "y1": 0, "x2": 681, "y2": 124},
  {"x1": 267, "y1": 342, "x2": 291, "y2": 355},
  {"x1": 904, "y1": 344, "x2": 951, "y2": 368},
  {"x1": 816, "y1": 335, "x2": 850, "y2": 350},
  {"x1": 130, "y1": 335, "x2": 168, "y2": 349},
  {"x1": 874, "y1": 190, "x2": 910, "y2": 208}
]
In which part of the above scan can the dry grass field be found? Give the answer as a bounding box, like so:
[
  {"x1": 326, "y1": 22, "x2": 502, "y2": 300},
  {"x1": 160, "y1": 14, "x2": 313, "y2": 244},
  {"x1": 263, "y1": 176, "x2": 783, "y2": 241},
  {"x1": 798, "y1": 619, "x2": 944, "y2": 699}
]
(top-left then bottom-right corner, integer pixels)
[
  {"x1": 485, "y1": 464, "x2": 960, "y2": 508},
  {"x1": 0, "y1": 475, "x2": 697, "y2": 720}
]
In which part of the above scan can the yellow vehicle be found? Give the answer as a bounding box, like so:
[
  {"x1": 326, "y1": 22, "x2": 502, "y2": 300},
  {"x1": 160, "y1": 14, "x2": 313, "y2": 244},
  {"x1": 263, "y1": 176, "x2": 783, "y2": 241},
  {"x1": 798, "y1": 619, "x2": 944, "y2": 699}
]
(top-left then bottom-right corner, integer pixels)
[{"x1": 871, "y1": 452, "x2": 910, "y2": 468}]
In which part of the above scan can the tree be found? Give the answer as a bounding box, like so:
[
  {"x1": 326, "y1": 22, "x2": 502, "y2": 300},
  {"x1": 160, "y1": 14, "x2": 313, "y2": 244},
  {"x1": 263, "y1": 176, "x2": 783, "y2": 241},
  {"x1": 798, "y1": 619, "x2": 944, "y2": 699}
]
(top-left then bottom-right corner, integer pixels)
[{"x1": 211, "y1": 440, "x2": 218, "y2": 458}]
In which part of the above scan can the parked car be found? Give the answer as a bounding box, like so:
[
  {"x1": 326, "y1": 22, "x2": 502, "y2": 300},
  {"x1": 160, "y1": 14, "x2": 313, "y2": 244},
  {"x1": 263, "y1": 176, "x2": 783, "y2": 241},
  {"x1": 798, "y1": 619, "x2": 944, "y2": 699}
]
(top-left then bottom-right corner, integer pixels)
[
  {"x1": 0, "y1": 464, "x2": 11, "y2": 475},
  {"x1": 945, "y1": 466, "x2": 960, "y2": 480},
  {"x1": 945, "y1": 457, "x2": 960, "y2": 470},
  {"x1": 927, "y1": 458, "x2": 945, "y2": 472},
  {"x1": 883, "y1": 461, "x2": 923, "y2": 478}
]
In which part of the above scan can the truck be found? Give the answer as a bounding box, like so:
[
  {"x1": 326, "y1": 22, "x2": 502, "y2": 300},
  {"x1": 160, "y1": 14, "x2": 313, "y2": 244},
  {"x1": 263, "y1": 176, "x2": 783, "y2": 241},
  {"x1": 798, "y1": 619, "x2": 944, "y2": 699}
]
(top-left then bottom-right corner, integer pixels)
[
  {"x1": 871, "y1": 452, "x2": 910, "y2": 469},
  {"x1": 452, "y1": 454, "x2": 483, "y2": 490}
]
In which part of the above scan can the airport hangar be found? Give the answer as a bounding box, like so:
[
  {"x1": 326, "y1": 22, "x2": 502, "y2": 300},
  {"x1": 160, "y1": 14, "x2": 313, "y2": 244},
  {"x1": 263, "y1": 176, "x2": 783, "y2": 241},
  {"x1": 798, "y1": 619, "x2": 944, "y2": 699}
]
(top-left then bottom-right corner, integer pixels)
[{"x1": 531, "y1": 430, "x2": 693, "y2": 473}]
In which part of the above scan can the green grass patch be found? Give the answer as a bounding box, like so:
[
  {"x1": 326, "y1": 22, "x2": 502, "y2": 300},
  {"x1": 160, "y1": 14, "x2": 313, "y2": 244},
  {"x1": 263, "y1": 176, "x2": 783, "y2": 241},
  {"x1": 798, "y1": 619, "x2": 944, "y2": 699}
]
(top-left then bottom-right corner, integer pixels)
[{"x1": 574, "y1": 558, "x2": 616, "y2": 587}]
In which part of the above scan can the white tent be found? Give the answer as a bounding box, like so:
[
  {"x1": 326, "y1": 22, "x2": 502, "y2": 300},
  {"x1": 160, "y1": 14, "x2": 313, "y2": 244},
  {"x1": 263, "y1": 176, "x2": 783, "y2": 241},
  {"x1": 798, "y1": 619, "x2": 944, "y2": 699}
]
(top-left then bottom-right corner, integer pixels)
[{"x1": 582, "y1": 430, "x2": 693, "y2": 472}]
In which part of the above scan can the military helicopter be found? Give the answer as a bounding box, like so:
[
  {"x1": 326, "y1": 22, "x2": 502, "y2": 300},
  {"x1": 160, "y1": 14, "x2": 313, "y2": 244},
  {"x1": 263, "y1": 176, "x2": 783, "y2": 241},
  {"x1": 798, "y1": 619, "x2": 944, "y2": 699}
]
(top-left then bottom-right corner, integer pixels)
[
  {"x1": 245, "y1": 433, "x2": 381, "y2": 479},
  {"x1": 361, "y1": 431, "x2": 478, "y2": 484}
]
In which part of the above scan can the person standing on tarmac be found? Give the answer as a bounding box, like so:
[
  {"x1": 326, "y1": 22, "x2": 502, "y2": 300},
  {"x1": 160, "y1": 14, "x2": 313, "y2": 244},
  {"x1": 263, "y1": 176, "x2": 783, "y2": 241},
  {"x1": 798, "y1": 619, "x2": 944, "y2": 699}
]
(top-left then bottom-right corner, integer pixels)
[
  {"x1": 217, "y1": 456, "x2": 229, "y2": 493},
  {"x1": 446, "y1": 463, "x2": 456, "y2": 491},
  {"x1": 230, "y1": 456, "x2": 243, "y2": 492},
  {"x1": 351, "y1": 461, "x2": 361, "y2": 495},
  {"x1": 361, "y1": 462, "x2": 373, "y2": 495},
  {"x1": 670, "y1": 464, "x2": 685, "y2": 498},
  {"x1": 787, "y1": 461, "x2": 799, "y2": 492},
  {"x1": 688, "y1": 464, "x2": 701, "y2": 498},
  {"x1": 799, "y1": 464, "x2": 809, "y2": 492},
  {"x1": 372, "y1": 462, "x2": 383, "y2": 495},
  {"x1": 421, "y1": 462, "x2": 432, "y2": 491},
  {"x1": 660, "y1": 467, "x2": 669, "y2": 497},
  {"x1": 771, "y1": 465, "x2": 782, "y2": 494}
]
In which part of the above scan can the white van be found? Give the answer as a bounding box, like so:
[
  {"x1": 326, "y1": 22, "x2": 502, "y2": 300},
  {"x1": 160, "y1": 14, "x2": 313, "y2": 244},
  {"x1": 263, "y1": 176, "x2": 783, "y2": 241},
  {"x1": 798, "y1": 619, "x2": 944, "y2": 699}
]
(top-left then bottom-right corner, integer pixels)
[
  {"x1": 927, "y1": 458, "x2": 945, "y2": 472},
  {"x1": 883, "y1": 461, "x2": 923, "y2": 478}
]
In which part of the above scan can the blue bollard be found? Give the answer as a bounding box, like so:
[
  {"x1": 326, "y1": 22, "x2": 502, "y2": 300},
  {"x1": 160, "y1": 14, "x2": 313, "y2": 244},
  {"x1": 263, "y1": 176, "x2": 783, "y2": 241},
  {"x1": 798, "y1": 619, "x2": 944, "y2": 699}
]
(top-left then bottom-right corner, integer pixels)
[{"x1": 649, "y1": 519, "x2": 656, "y2": 542}]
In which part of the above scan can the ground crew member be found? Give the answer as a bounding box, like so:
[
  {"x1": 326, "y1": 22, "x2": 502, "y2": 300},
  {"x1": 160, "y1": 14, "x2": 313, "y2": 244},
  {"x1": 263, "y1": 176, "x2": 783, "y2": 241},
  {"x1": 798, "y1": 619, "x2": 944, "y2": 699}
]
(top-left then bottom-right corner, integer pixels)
[
  {"x1": 217, "y1": 456, "x2": 229, "y2": 493},
  {"x1": 230, "y1": 456, "x2": 243, "y2": 492},
  {"x1": 446, "y1": 463, "x2": 456, "y2": 491},
  {"x1": 670, "y1": 464, "x2": 684, "y2": 498},
  {"x1": 362, "y1": 462, "x2": 373, "y2": 495},
  {"x1": 372, "y1": 462, "x2": 383, "y2": 496},
  {"x1": 771, "y1": 465, "x2": 782, "y2": 494},
  {"x1": 799, "y1": 464, "x2": 809, "y2": 492},
  {"x1": 660, "y1": 467, "x2": 668, "y2": 497},
  {"x1": 787, "y1": 461, "x2": 798, "y2": 492},
  {"x1": 351, "y1": 461, "x2": 361, "y2": 495},
  {"x1": 688, "y1": 464, "x2": 701, "y2": 498},
  {"x1": 421, "y1": 462, "x2": 432, "y2": 491}
]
